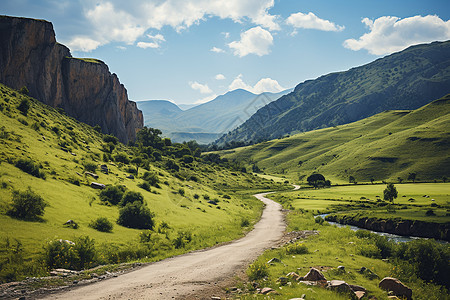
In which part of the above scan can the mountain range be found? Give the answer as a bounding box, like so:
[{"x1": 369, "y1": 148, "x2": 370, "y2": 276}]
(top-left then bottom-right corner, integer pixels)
[
  {"x1": 137, "y1": 88, "x2": 292, "y2": 144},
  {"x1": 215, "y1": 41, "x2": 450, "y2": 146}
]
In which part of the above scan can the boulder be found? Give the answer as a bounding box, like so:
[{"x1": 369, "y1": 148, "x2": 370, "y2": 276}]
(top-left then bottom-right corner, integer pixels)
[
  {"x1": 326, "y1": 280, "x2": 352, "y2": 294},
  {"x1": 379, "y1": 277, "x2": 412, "y2": 300},
  {"x1": 260, "y1": 287, "x2": 275, "y2": 295},
  {"x1": 267, "y1": 257, "x2": 281, "y2": 264},
  {"x1": 303, "y1": 268, "x2": 326, "y2": 281},
  {"x1": 354, "y1": 291, "x2": 366, "y2": 299},
  {"x1": 90, "y1": 182, "x2": 106, "y2": 189},
  {"x1": 286, "y1": 272, "x2": 301, "y2": 281},
  {"x1": 349, "y1": 284, "x2": 366, "y2": 292},
  {"x1": 85, "y1": 172, "x2": 99, "y2": 179}
]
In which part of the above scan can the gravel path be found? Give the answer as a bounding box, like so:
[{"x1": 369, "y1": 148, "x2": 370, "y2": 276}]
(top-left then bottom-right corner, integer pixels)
[{"x1": 40, "y1": 192, "x2": 285, "y2": 299}]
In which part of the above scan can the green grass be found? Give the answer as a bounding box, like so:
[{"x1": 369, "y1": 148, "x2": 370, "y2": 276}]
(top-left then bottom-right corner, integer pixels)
[
  {"x1": 219, "y1": 95, "x2": 450, "y2": 184},
  {"x1": 0, "y1": 83, "x2": 287, "y2": 281}
]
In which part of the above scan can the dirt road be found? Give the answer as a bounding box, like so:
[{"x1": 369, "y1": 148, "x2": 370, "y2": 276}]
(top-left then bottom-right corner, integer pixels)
[{"x1": 41, "y1": 192, "x2": 285, "y2": 299}]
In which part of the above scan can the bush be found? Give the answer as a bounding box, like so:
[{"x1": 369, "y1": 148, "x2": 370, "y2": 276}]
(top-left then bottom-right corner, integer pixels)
[
  {"x1": 15, "y1": 159, "x2": 45, "y2": 179},
  {"x1": 7, "y1": 188, "x2": 47, "y2": 221},
  {"x1": 138, "y1": 181, "x2": 151, "y2": 192},
  {"x1": 83, "y1": 161, "x2": 97, "y2": 172},
  {"x1": 125, "y1": 166, "x2": 137, "y2": 174},
  {"x1": 165, "y1": 159, "x2": 179, "y2": 171},
  {"x1": 103, "y1": 135, "x2": 118, "y2": 145},
  {"x1": 43, "y1": 236, "x2": 96, "y2": 270},
  {"x1": 247, "y1": 261, "x2": 268, "y2": 281},
  {"x1": 114, "y1": 152, "x2": 130, "y2": 164},
  {"x1": 178, "y1": 188, "x2": 185, "y2": 196},
  {"x1": 89, "y1": 217, "x2": 113, "y2": 232},
  {"x1": 120, "y1": 190, "x2": 144, "y2": 207},
  {"x1": 99, "y1": 185, "x2": 125, "y2": 205},
  {"x1": 142, "y1": 171, "x2": 159, "y2": 186},
  {"x1": 117, "y1": 202, "x2": 154, "y2": 229},
  {"x1": 285, "y1": 242, "x2": 309, "y2": 254},
  {"x1": 241, "y1": 218, "x2": 250, "y2": 227},
  {"x1": 182, "y1": 155, "x2": 194, "y2": 164},
  {"x1": 17, "y1": 98, "x2": 30, "y2": 115},
  {"x1": 173, "y1": 231, "x2": 192, "y2": 249}
]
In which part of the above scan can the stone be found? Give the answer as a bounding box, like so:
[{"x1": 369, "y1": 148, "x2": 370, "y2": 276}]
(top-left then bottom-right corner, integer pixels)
[
  {"x1": 267, "y1": 257, "x2": 281, "y2": 264},
  {"x1": 302, "y1": 268, "x2": 326, "y2": 281},
  {"x1": 90, "y1": 182, "x2": 106, "y2": 189},
  {"x1": 354, "y1": 291, "x2": 366, "y2": 299},
  {"x1": 349, "y1": 284, "x2": 366, "y2": 293},
  {"x1": 337, "y1": 265, "x2": 345, "y2": 272},
  {"x1": 207, "y1": 200, "x2": 217, "y2": 205},
  {"x1": 326, "y1": 280, "x2": 352, "y2": 294},
  {"x1": 260, "y1": 287, "x2": 275, "y2": 295},
  {"x1": 211, "y1": 297, "x2": 221, "y2": 300},
  {"x1": 379, "y1": 277, "x2": 412, "y2": 300},
  {"x1": 85, "y1": 172, "x2": 99, "y2": 179},
  {"x1": 286, "y1": 272, "x2": 301, "y2": 281}
]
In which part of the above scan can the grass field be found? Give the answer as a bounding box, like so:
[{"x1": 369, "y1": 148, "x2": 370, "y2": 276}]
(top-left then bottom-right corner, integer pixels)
[
  {"x1": 219, "y1": 95, "x2": 450, "y2": 184},
  {"x1": 0, "y1": 83, "x2": 290, "y2": 281}
]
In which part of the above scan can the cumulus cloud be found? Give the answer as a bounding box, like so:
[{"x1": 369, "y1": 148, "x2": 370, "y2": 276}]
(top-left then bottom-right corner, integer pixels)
[
  {"x1": 286, "y1": 12, "x2": 344, "y2": 32},
  {"x1": 66, "y1": 36, "x2": 102, "y2": 52},
  {"x1": 344, "y1": 15, "x2": 450, "y2": 55},
  {"x1": 190, "y1": 81, "x2": 213, "y2": 94},
  {"x1": 210, "y1": 47, "x2": 225, "y2": 53},
  {"x1": 137, "y1": 33, "x2": 166, "y2": 49},
  {"x1": 228, "y1": 74, "x2": 284, "y2": 94},
  {"x1": 66, "y1": 0, "x2": 279, "y2": 52},
  {"x1": 215, "y1": 74, "x2": 226, "y2": 80},
  {"x1": 228, "y1": 26, "x2": 273, "y2": 57}
]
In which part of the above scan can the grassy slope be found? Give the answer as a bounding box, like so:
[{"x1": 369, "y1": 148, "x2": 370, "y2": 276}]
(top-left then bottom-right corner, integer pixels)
[
  {"x1": 219, "y1": 95, "x2": 450, "y2": 183},
  {"x1": 0, "y1": 83, "x2": 285, "y2": 268}
]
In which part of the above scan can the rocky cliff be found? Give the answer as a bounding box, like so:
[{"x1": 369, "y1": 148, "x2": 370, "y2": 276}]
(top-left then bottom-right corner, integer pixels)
[{"x1": 0, "y1": 15, "x2": 143, "y2": 143}]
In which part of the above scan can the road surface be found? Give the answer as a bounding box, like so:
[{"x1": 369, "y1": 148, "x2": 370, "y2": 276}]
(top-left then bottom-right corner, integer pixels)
[{"x1": 41, "y1": 192, "x2": 285, "y2": 299}]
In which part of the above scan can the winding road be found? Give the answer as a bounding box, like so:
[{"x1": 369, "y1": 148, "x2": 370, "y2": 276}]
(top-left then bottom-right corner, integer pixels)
[{"x1": 41, "y1": 192, "x2": 285, "y2": 299}]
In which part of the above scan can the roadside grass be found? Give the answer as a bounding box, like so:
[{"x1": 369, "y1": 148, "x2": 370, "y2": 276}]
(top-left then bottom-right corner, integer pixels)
[
  {"x1": 240, "y1": 211, "x2": 448, "y2": 299},
  {"x1": 0, "y1": 83, "x2": 278, "y2": 282}
]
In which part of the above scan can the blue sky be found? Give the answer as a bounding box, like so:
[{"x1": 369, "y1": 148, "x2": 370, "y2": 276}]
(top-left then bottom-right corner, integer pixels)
[{"x1": 2, "y1": 0, "x2": 450, "y2": 105}]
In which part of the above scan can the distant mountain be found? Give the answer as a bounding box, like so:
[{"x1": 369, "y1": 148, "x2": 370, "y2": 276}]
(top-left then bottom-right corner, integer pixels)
[
  {"x1": 215, "y1": 41, "x2": 450, "y2": 146},
  {"x1": 219, "y1": 94, "x2": 450, "y2": 182},
  {"x1": 138, "y1": 88, "x2": 292, "y2": 144}
]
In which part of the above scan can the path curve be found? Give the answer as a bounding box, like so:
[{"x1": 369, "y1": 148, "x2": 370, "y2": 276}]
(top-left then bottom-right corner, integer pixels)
[{"x1": 41, "y1": 192, "x2": 285, "y2": 299}]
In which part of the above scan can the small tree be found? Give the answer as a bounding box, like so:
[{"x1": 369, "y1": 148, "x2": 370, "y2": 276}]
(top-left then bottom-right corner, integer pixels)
[
  {"x1": 370, "y1": 177, "x2": 375, "y2": 184},
  {"x1": 7, "y1": 188, "x2": 47, "y2": 220},
  {"x1": 408, "y1": 172, "x2": 417, "y2": 183},
  {"x1": 89, "y1": 217, "x2": 113, "y2": 232},
  {"x1": 131, "y1": 156, "x2": 143, "y2": 174},
  {"x1": 307, "y1": 173, "x2": 326, "y2": 188},
  {"x1": 120, "y1": 190, "x2": 144, "y2": 207},
  {"x1": 117, "y1": 202, "x2": 154, "y2": 229},
  {"x1": 17, "y1": 98, "x2": 30, "y2": 116},
  {"x1": 99, "y1": 185, "x2": 125, "y2": 205},
  {"x1": 383, "y1": 183, "x2": 398, "y2": 202},
  {"x1": 349, "y1": 176, "x2": 357, "y2": 184}
]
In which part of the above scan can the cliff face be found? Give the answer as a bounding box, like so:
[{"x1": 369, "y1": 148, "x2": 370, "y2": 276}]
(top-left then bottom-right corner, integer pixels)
[{"x1": 0, "y1": 16, "x2": 143, "y2": 143}]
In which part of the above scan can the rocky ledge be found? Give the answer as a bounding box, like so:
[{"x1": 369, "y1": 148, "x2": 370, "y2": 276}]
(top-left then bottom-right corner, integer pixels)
[{"x1": 0, "y1": 15, "x2": 143, "y2": 143}]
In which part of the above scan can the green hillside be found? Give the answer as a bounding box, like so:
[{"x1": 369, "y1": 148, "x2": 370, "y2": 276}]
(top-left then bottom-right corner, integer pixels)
[
  {"x1": 216, "y1": 41, "x2": 450, "y2": 146},
  {"x1": 0, "y1": 83, "x2": 286, "y2": 282},
  {"x1": 219, "y1": 94, "x2": 450, "y2": 184}
]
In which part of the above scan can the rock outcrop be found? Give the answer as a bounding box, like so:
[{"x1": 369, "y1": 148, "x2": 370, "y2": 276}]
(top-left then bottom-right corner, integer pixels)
[{"x1": 0, "y1": 15, "x2": 143, "y2": 143}]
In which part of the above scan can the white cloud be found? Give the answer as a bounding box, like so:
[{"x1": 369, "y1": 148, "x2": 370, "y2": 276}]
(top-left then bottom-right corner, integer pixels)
[
  {"x1": 344, "y1": 15, "x2": 450, "y2": 55},
  {"x1": 215, "y1": 74, "x2": 226, "y2": 80},
  {"x1": 137, "y1": 33, "x2": 166, "y2": 49},
  {"x1": 137, "y1": 41, "x2": 160, "y2": 49},
  {"x1": 228, "y1": 26, "x2": 273, "y2": 57},
  {"x1": 228, "y1": 74, "x2": 284, "y2": 94},
  {"x1": 190, "y1": 81, "x2": 213, "y2": 94},
  {"x1": 286, "y1": 12, "x2": 344, "y2": 32},
  {"x1": 210, "y1": 47, "x2": 225, "y2": 53},
  {"x1": 67, "y1": 0, "x2": 279, "y2": 52},
  {"x1": 66, "y1": 36, "x2": 102, "y2": 52}
]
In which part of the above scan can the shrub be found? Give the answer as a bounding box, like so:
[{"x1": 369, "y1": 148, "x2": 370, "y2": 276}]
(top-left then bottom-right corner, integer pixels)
[
  {"x1": 425, "y1": 209, "x2": 435, "y2": 216},
  {"x1": 103, "y1": 135, "x2": 118, "y2": 145},
  {"x1": 138, "y1": 181, "x2": 151, "y2": 191},
  {"x1": 17, "y1": 98, "x2": 30, "y2": 115},
  {"x1": 178, "y1": 188, "x2": 185, "y2": 196},
  {"x1": 89, "y1": 217, "x2": 113, "y2": 232},
  {"x1": 173, "y1": 231, "x2": 192, "y2": 249},
  {"x1": 44, "y1": 236, "x2": 96, "y2": 270},
  {"x1": 117, "y1": 202, "x2": 154, "y2": 229},
  {"x1": 142, "y1": 171, "x2": 159, "y2": 186},
  {"x1": 114, "y1": 152, "x2": 130, "y2": 164},
  {"x1": 247, "y1": 262, "x2": 268, "y2": 281},
  {"x1": 182, "y1": 155, "x2": 194, "y2": 164},
  {"x1": 193, "y1": 194, "x2": 199, "y2": 199},
  {"x1": 126, "y1": 166, "x2": 137, "y2": 174},
  {"x1": 18, "y1": 86, "x2": 29, "y2": 95},
  {"x1": 83, "y1": 161, "x2": 97, "y2": 172},
  {"x1": 241, "y1": 218, "x2": 250, "y2": 227},
  {"x1": 285, "y1": 242, "x2": 309, "y2": 254},
  {"x1": 7, "y1": 188, "x2": 47, "y2": 221},
  {"x1": 165, "y1": 159, "x2": 179, "y2": 171},
  {"x1": 120, "y1": 190, "x2": 144, "y2": 207},
  {"x1": 15, "y1": 159, "x2": 45, "y2": 179},
  {"x1": 99, "y1": 185, "x2": 125, "y2": 205}
]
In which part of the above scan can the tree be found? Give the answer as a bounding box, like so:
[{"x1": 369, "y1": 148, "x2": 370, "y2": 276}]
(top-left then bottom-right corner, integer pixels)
[
  {"x1": 17, "y1": 98, "x2": 30, "y2": 116},
  {"x1": 7, "y1": 188, "x2": 47, "y2": 220},
  {"x1": 349, "y1": 176, "x2": 357, "y2": 184},
  {"x1": 307, "y1": 173, "x2": 326, "y2": 188},
  {"x1": 370, "y1": 177, "x2": 375, "y2": 184},
  {"x1": 99, "y1": 185, "x2": 125, "y2": 205},
  {"x1": 117, "y1": 202, "x2": 154, "y2": 229},
  {"x1": 408, "y1": 172, "x2": 417, "y2": 183},
  {"x1": 383, "y1": 183, "x2": 398, "y2": 202},
  {"x1": 131, "y1": 156, "x2": 143, "y2": 174},
  {"x1": 120, "y1": 190, "x2": 144, "y2": 207}
]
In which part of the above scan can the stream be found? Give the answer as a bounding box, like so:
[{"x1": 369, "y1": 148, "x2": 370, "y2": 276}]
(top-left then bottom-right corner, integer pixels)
[{"x1": 316, "y1": 214, "x2": 447, "y2": 243}]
